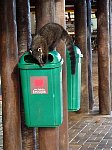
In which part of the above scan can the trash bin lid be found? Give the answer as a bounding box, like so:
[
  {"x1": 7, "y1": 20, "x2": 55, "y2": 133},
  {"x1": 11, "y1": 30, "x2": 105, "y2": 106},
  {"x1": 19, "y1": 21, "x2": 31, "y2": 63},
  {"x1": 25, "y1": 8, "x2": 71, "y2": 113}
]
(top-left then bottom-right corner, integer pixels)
[
  {"x1": 18, "y1": 51, "x2": 63, "y2": 69},
  {"x1": 66, "y1": 46, "x2": 83, "y2": 58},
  {"x1": 75, "y1": 46, "x2": 83, "y2": 58}
]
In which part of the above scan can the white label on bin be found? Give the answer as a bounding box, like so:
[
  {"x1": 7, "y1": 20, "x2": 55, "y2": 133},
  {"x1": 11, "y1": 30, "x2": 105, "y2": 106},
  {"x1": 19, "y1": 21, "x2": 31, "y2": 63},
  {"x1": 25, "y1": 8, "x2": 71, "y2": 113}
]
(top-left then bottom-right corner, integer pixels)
[{"x1": 30, "y1": 76, "x2": 48, "y2": 94}]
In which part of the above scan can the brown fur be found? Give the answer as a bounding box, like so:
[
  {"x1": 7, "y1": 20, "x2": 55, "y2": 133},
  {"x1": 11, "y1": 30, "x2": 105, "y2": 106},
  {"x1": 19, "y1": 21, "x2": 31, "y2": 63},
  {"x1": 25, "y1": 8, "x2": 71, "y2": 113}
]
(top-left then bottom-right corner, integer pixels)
[{"x1": 31, "y1": 23, "x2": 76, "y2": 74}]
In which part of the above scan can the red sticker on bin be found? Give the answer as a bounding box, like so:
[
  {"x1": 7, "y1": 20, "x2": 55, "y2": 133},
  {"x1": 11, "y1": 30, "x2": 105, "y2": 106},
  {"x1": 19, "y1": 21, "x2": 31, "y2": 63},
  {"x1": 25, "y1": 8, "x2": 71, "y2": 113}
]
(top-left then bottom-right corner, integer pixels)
[{"x1": 30, "y1": 76, "x2": 48, "y2": 94}]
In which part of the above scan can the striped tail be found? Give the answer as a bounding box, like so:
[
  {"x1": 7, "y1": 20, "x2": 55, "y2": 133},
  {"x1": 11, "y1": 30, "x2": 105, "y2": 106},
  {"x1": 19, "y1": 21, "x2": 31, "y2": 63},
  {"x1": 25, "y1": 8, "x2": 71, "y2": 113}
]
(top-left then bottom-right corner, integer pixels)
[
  {"x1": 61, "y1": 29, "x2": 76, "y2": 74},
  {"x1": 67, "y1": 44, "x2": 76, "y2": 74}
]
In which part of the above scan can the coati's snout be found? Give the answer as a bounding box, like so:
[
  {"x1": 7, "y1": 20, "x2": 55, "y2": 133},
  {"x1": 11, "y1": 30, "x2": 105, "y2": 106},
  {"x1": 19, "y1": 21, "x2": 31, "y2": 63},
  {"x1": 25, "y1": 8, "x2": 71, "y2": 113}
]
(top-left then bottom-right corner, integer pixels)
[{"x1": 32, "y1": 48, "x2": 48, "y2": 66}]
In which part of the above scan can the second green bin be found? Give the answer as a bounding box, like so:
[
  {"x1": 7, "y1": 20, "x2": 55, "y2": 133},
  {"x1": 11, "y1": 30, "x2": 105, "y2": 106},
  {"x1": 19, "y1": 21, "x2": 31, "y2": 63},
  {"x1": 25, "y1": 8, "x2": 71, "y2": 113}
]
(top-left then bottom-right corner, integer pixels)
[{"x1": 66, "y1": 46, "x2": 83, "y2": 111}]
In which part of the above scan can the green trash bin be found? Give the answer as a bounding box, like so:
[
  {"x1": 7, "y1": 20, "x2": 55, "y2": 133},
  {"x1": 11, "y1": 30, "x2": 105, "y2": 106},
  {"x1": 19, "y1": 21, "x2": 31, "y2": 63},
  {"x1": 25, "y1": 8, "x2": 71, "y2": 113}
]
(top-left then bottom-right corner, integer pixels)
[
  {"x1": 66, "y1": 46, "x2": 83, "y2": 111},
  {"x1": 18, "y1": 51, "x2": 63, "y2": 127}
]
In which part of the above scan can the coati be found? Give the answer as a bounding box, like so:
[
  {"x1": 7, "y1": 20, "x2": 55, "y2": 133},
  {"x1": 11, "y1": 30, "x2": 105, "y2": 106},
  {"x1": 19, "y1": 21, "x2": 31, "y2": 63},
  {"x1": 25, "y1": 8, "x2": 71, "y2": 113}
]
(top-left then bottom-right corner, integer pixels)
[{"x1": 31, "y1": 23, "x2": 76, "y2": 74}]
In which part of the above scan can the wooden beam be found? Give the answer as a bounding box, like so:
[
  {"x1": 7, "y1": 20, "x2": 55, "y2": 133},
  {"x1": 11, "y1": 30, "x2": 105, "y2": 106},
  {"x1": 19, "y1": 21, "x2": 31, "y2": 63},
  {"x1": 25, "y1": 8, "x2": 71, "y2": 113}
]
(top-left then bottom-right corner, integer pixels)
[
  {"x1": 109, "y1": 0, "x2": 112, "y2": 110},
  {"x1": 0, "y1": 0, "x2": 22, "y2": 149},
  {"x1": 16, "y1": 0, "x2": 37, "y2": 149},
  {"x1": 75, "y1": 0, "x2": 89, "y2": 113},
  {"x1": 97, "y1": 0, "x2": 111, "y2": 114},
  {"x1": 17, "y1": 0, "x2": 32, "y2": 56},
  {"x1": 35, "y1": 0, "x2": 55, "y2": 33},
  {"x1": 87, "y1": 0, "x2": 94, "y2": 110},
  {"x1": 38, "y1": 128, "x2": 59, "y2": 150},
  {"x1": 35, "y1": 1, "x2": 59, "y2": 150},
  {"x1": 55, "y1": 0, "x2": 69, "y2": 149}
]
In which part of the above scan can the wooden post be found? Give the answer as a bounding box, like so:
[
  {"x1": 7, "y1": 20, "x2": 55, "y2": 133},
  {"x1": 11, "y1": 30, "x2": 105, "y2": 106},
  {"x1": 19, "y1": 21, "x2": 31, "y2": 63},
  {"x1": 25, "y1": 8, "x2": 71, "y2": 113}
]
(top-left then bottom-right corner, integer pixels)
[
  {"x1": 55, "y1": 0, "x2": 69, "y2": 150},
  {"x1": 109, "y1": 0, "x2": 112, "y2": 109},
  {"x1": 75, "y1": 0, "x2": 89, "y2": 113},
  {"x1": 87, "y1": 0, "x2": 94, "y2": 110},
  {"x1": 16, "y1": 0, "x2": 37, "y2": 149},
  {"x1": 17, "y1": 0, "x2": 32, "y2": 56},
  {"x1": 0, "y1": 0, "x2": 22, "y2": 149},
  {"x1": 97, "y1": 0, "x2": 111, "y2": 114},
  {"x1": 35, "y1": 0, "x2": 55, "y2": 33},
  {"x1": 35, "y1": 1, "x2": 59, "y2": 150}
]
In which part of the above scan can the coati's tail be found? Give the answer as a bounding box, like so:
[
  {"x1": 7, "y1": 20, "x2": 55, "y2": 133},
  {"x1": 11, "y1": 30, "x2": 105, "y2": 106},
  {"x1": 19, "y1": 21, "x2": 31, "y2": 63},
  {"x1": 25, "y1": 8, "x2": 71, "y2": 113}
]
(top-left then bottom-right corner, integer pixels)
[
  {"x1": 67, "y1": 44, "x2": 76, "y2": 74},
  {"x1": 61, "y1": 30, "x2": 76, "y2": 74}
]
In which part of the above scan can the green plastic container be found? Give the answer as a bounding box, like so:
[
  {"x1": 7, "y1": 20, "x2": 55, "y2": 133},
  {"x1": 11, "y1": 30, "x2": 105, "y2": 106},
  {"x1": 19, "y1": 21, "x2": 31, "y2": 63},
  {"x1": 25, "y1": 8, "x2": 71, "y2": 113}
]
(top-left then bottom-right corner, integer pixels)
[
  {"x1": 18, "y1": 51, "x2": 63, "y2": 127},
  {"x1": 66, "y1": 46, "x2": 83, "y2": 111}
]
